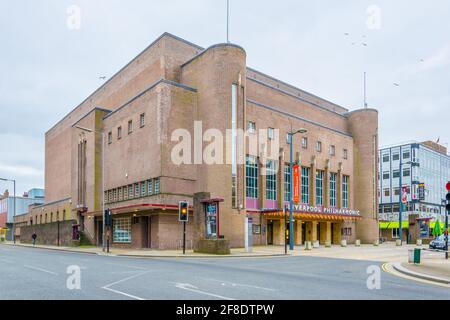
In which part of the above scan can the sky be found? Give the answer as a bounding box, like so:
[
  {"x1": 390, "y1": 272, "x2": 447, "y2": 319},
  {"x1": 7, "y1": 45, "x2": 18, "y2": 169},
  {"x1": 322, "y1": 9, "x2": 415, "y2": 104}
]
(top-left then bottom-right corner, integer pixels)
[{"x1": 0, "y1": 0, "x2": 449, "y2": 195}]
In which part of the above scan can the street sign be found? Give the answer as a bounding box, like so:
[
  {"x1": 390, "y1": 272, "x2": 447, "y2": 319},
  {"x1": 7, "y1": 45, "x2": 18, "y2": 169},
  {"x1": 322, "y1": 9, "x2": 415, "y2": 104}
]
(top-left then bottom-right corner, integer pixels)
[
  {"x1": 293, "y1": 165, "x2": 300, "y2": 203},
  {"x1": 401, "y1": 186, "x2": 408, "y2": 204}
]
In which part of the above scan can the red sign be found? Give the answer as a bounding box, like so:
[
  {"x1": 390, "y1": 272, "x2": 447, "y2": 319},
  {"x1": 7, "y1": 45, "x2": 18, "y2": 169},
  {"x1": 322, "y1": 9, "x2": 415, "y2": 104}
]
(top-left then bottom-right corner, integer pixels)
[
  {"x1": 293, "y1": 165, "x2": 300, "y2": 203},
  {"x1": 446, "y1": 182, "x2": 450, "y2": 191}
]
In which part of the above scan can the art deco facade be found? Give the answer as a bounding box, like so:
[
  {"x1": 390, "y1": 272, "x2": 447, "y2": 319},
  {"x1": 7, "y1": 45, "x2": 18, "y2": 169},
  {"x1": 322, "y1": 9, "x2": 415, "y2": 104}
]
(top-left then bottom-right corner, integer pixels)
[{"x1": 23, "y1": 33, "x2": 379, "y2": 249}]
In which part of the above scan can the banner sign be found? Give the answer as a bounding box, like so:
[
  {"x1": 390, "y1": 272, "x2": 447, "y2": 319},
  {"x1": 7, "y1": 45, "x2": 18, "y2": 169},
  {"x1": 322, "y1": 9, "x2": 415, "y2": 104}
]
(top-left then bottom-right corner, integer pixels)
[
  {"x1": 293, "y1": 165, "x2": 300, "y2": 203},
  {"x1": 289, "y1": 204, "x2": 361, "y2": 216}
]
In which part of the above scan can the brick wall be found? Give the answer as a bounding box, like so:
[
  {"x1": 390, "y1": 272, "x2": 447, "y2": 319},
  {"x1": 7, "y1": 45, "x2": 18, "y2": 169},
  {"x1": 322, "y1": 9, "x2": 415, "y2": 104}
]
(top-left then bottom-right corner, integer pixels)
[{"x1": 19, "y1": 220, "x2": 78, "y2": 247}]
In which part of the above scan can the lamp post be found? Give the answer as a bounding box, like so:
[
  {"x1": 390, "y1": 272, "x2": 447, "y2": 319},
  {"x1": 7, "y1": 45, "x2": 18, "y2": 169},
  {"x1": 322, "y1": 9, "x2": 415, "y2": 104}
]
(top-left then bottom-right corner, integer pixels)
[
  {"x1": 74, "y1": 125, "x2": 106, "y2": 252},
  {"x1": 0, "y1": 178, "x2": 16, "y2": 244},
  {"x1": 289, "y1": 127, "x2": 307, "y2": 251},
  {"x1": 398, "y1": 160, "x2": 412, "y2": 245}
]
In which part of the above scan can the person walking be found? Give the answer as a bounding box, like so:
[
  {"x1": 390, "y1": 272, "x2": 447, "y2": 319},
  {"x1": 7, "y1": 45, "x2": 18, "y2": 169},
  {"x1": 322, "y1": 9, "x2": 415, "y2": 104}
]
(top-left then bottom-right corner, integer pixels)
[{"x1": 32, "y1": 232, "x2": 37, "y2": 246}]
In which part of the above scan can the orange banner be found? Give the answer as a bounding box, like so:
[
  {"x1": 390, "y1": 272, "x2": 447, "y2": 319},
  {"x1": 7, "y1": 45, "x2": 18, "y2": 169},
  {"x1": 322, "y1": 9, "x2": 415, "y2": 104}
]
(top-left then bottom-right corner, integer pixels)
[{"x1": 293, "y1": 165, "x2": 300, "y2": 203}]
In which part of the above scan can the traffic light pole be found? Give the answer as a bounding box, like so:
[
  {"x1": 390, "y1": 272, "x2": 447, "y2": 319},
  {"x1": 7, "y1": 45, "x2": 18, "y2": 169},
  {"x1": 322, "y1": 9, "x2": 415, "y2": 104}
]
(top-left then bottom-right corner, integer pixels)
[
  {"x1": 183, "y1": 221, "x2": 186, "y2": 255},
  {"x1": 446, "y1": 209, "x2": 448, "y2": 260},
  {"x1": 398, "y1": 161, "x2": 403, "y2": 245}
]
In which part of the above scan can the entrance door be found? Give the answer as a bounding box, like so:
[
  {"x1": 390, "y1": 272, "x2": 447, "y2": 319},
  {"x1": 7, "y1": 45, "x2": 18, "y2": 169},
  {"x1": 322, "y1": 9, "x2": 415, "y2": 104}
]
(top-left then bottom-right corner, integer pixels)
[
  {"x1": 302, "y1": 223, "x2": 306, "y2": 244},
  {"x1": 97, "y1": 220, "x2": 103, "y2": 247},
  {"x1": 267, "y1": 222, "x2": 273, "y2": 245}
]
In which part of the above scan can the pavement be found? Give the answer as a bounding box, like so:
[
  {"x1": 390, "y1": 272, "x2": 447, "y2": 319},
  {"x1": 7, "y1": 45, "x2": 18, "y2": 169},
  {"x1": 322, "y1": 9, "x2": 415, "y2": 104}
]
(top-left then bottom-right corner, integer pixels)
[{"x1": 1, "y1": 243, "x2": 449, "y2": 300}]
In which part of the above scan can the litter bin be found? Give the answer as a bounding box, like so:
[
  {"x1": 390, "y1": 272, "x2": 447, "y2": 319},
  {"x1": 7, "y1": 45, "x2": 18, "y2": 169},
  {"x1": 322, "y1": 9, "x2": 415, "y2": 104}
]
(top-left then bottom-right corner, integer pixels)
[{"x1": 409, "y1": 248, "x2": 421, "y2": 264}]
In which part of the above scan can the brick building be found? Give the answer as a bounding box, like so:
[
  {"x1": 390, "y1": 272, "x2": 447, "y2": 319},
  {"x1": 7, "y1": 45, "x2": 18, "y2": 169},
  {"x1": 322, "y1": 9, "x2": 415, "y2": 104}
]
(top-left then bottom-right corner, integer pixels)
[{"x1": 23, "y1": 33, "x2": 379, "y2": 249}]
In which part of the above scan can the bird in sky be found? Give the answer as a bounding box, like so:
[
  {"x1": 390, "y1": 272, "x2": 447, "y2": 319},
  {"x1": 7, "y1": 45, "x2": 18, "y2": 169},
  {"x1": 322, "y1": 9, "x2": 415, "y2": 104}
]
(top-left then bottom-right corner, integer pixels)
[
  {"x1": 393, "y1": 83, "x2": 400, "y2": 87},
  {"x1": 99, "y1": 76, "x2": 106, "y2": 80}
]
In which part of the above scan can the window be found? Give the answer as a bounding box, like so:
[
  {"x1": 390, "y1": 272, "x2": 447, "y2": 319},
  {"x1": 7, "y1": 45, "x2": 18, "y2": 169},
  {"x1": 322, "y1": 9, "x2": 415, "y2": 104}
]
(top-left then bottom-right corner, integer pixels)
[
  {"x1": 342, "y1": 228, "x2": 352, "y2": 236},
  {"x1": 148, "y1": 179, "x2": 153, "y2": 195},
  {"x1": 383, "y1": 172, "x2": 390, "y2": 180},
  {"x1": 284, "y1": 164, "x2": 291, "y2": 202},
  {"x1": 301, "y1": 167, "x2": 310, "y2": 204},
  {"x1": 248, "y1": 121, "x2": 256, "y2": 134},
  {"x1": 330, "y1": 173, "x2": 337, "y2": 207},
  {"x1": 141, "y1": 181, "x2": 147, "y2": 197},
  {"x1": 246, "y1": 156, "x2": 258, "y2": 199},
  {"x1": 383, "y1": 188, "x2": 390, "y2": 197},
  {"x1": 316, "y1": 141, "x2": 322, "y2": 152},
  {"x1": 343, "y1": 175, "x2": 349, "y2": 208},
  {"x1": 329, "y1": 145, "x2": 336, "y2": 156},
  {"x1": 128, "y1": 185, "x2": 134, "y2": 199},
  {"x1": 393, "y1": 170, "x2": 400, "y2": 178},
  {"x1": 382, "y1": 154, "x2": 390, "y2": 162},
  {"x1": 316, "y1": 170, "x2": 324, "y2": 206},
  {"x1": 403, "y1": 151, "x2": 410, "y2": 160},
  {"x1": 266, "y1": 160, "x2": 277, "y2": 200},
  {"x1": 268, "y1": 128, "x2": 274, "y2": 140},
  {"x1": 403, "y1": 168, "x2": 410, "y2": 177},
  {"x1": 113, "y1": 217, "x2": 131, "y2": 243},
  {"x1": 286, "y1": 133, "x2": 292, "y2": 145},
  {"x1": 134, "y1": 183, "x2": 140, "y2": 198},
  {"x1": 302, "y1": 137, "x2": 308, "y2": 149},
  {"x1": 128, "y1": 120, "x2": 133, "y2": 134},
  {"x1": 343, "y1": 149, "x2": 348, "y2": 160},
  {"x1": 392, "y1": 228, "x2": 400, "y2": 239},
  {"x1": 393, "y1": 188, "x2": 400, "y2": 196},
  {"x1": 140, "y1": 113, "x2": 145, "y2": 128},
  {"x1": 108, "y1": 132, "x2": 112, "y2": 144},
  {"x1": 118, "y1": 187, "x2": 123, "y2": 201},
  {"x1": 113, "y1": 189, "x2": 117, "y2": 202},
  {"x1": 117, "y1": 126, "x2": 122, "y2": 140},
  {"x1": 392, "y1": 153, "x2": 400, "y2": 161},
  {"x1": 154, "y1": 178, "x2": 160, "y2": 194}
]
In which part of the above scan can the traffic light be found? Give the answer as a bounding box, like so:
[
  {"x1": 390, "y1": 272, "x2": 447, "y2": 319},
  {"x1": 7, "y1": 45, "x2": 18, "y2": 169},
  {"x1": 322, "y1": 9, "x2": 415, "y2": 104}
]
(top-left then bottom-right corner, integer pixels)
[
  {"x1": 104, "y1": 209, "x2": 112, "y2": 227},
  {"x1": 179, "y1": 201, "x2": 189, "y2": 222}
]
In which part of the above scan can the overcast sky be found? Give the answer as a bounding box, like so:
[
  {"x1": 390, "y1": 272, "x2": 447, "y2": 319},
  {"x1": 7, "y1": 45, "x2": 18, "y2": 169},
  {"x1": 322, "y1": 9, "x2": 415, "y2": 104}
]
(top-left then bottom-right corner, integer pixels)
[{"x1": 0, "y1": 0, "x2": 449, "y2": 195}]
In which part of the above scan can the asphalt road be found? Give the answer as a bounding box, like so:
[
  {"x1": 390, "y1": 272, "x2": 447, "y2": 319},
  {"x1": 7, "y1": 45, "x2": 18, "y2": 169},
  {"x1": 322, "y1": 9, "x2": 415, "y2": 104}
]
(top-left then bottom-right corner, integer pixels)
[{"x1": 0, "y1": 245, "x2": 448, "y2": 300}]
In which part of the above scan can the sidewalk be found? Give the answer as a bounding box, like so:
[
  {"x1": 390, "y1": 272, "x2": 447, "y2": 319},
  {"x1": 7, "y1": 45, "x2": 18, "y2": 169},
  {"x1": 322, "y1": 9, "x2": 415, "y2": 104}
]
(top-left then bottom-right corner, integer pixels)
[{"x1": 1, "y1": 241, "x2": 289, "y2": 258}]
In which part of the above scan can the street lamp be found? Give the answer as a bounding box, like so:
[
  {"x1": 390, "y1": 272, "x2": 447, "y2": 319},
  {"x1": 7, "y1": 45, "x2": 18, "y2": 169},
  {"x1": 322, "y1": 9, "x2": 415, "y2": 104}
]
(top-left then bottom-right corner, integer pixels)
[
  {"x1": 0, "y1": 178, "x2": 16, "y2": 244},
  {"x1": 74, "y1": 125, "x2": 106, "y2": 252},
  {"x1": 289, "y1": 127, "x2": 308, "y2": 251},
  {"x1": 398, "y1": 160, "x2": 412, "y2": 245}
]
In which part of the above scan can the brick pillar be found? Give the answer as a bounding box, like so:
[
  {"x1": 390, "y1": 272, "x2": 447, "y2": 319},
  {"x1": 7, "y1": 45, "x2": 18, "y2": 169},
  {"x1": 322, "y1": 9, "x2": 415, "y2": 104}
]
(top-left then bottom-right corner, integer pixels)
[
  {"x1": 295, "y1": 220, "x2": 303, "y2": 245},
  {"x1": 332, "y1": 222, "x2": 342, "y2": 244},
  {"x1": 311, "y1": 221, "x2": 318, "y2": 242},
  {"x1": 193, "y1": 192, "x2": 210, "y2": 250},
  {"x1": 273, "y1": 219, "x2": 285, "y2": 245},
  {"x1": 337, "y1": 164, "x2": 343, "y2": 208},
  {"x1": 259, "y1": 159, "x2": 267, "y2": 209},
  {"x1": 320, "y1": 222, "x2": 332, "y2": 244},
  {"x1": 324, "y1": 160, "x2": 330, "y2": 207},
  {"x1": 279, "y1": 153, "x2": 285, "y2": 209}
]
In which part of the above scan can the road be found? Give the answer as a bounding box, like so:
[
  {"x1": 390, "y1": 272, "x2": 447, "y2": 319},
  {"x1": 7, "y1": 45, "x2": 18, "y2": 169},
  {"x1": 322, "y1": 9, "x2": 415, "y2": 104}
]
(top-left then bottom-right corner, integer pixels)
[{"x1": 0, "y1": 245, "x2": 448, "y2": 300}]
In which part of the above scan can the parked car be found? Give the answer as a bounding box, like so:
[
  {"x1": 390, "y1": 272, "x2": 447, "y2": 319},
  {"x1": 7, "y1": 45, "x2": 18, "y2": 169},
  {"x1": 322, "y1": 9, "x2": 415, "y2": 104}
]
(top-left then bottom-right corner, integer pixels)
[{"x1": 429, "y1": 235, "x2": 447, "y2": 250}]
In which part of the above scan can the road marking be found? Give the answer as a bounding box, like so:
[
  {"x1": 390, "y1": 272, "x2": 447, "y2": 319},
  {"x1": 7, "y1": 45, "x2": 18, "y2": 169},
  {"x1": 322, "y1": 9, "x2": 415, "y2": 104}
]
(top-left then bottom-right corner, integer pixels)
[
  {"x1": 381, "y1": 263, "x2": 450, "y2": 289},
  {"x1": 101, "y1": 271, "x2": 151, "y2": 300},
  {"x1": 24, "y1": 265, "x2": 58, "y2": 276},
  {"x1": 104, "y1": 262, "x2": 147, "y2": 270},
  {"x1": 199, "y1": 277, "x2": 275, "y2": 291},
  {"x1": 173, "y1": 282, "x2": 235, "y2": 300}
]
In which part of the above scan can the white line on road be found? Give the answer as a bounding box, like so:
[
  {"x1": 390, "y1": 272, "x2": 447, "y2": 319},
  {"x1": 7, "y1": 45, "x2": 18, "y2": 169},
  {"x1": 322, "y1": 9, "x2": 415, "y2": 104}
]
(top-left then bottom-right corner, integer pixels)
[
  {"x1": 101, "y1": 271, "x2": 152, "y2": 300},
  {"x1": 104, "y1": 262, "x2": 148, "y2": 270},
  {"x1": 198, "y1": 277, "x2": 275, "y2": 291},
  {"x1": 24, "y1": 265, "x2": 58, "y2": 276},
  {"x1": 173, "y1": 282, "x2": 235, "y2": 300}
]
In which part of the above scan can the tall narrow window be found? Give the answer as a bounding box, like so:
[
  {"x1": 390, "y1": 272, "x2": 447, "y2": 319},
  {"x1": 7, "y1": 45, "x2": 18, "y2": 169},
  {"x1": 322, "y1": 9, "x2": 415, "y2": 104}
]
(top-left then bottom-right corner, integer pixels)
[
  {"x1": 117, "y1": 126, "x2": 122, "y2": 140},
  {"x1": 316, "y1": 170, "x2": 324, "y2": 206},
  {"x1": 128, "y1": 185, "x2": 133, "y2": 199},
  {"x1": 77, "y1": 139, "x2": 87, "y2": 207},
  {"x1": 246, "y1": 156, "x2": 258, "y2": 199},
  {"x1": 302, "y1": 137, "x2": 308, "y2": 149},
  {"x1": 343, "y1": 175, "x2": 349, "y2": 208},
  {"x1": 128, "y1": 120, "x2": 133, "y2": 134},
  {"x1": 108, "y1": 132, "x2": 112, "y2": 144},
  {"x1": 154, "y1": 178, "x2": 160, "y2": 194},
  {"x1": 316, "y1": 141, "x2": 322, "y2": 152},
  {"x1": 140, "y1": 113, "x2": 145, "y2": 128},
  {"x1": 148, "y1": 179, "x2": 153, "y2": 195},
  {"x1": 266, "y1": 160, "x2": 277, "y2": 200},
  {"x1": 268, "y1": 128, "x2": 274, "y2": 140},
  {"x1": 134, "y1": 183, "x2": 140, "y2": 198},
  {"x1": 301, "y1": 167, "x2": 310, "y2": 204},
  {"x1": 141, "y1": 181, "x2": 147, "y2": 197},
  {"x1": 284, "y1": 164, "x2": 291, "y2": 201},
  {"x1": 231, "y1": 84, "x2": 238, "y2": 208},
  {"x1": 330, "y1": 172, "x2": 337, "y2": 207}
]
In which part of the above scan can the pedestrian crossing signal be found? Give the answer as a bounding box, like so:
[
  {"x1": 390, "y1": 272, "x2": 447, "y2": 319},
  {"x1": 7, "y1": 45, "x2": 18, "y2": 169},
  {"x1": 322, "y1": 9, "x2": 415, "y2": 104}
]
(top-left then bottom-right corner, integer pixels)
[{"x1": 179, "y1": 201, "x2": 189, "y2": 222}]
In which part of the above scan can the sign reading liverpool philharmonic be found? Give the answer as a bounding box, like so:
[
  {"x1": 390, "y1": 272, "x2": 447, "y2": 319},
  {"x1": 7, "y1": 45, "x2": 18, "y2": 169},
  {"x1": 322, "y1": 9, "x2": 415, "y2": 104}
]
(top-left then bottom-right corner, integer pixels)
[
  {"x1": 289, "y1": 204, "x2": 361, "y2": 216},
  {"x1": 293, "y1": 165, "x2": 300, "y2": 203}
]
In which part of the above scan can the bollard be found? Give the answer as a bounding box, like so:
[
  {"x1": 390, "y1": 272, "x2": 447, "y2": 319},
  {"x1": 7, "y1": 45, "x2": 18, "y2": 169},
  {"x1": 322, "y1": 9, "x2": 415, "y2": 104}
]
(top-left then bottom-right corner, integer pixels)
[
  {"x1": 313, "y1": 241, "x2": 320, "y2": 249},
  {"x1": 355, "y1": 239, "x2": 361, "y2": 247},
  {"x1": 373, "y1": 239, "x2": 379, "y2": 246},
  {"x1": 396, "y1": 239, "x2": 402, "y2": 246},
  {"x1": 325, "y1": 241, "x2": 332, "y2": 248},
  {"x1": 341, "y1": 239, "x2": 347, "y2": 247},
  {"x1": 416, "y1": 239, "x2": 422, "y2": 246}
]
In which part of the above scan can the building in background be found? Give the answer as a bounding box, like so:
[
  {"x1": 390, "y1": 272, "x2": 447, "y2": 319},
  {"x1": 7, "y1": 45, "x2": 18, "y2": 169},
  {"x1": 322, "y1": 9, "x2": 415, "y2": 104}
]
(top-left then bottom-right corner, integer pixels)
[
  {"x1": 19, "y1": 33, "x2": 379, "y2": 249},
  {"x1": 378, "y1": 141, "x2": 450, "y2": 241},
  {"x1": 0, "y1": 189, "x2": 45, "y2": 240}
]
